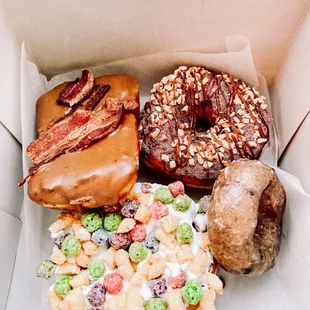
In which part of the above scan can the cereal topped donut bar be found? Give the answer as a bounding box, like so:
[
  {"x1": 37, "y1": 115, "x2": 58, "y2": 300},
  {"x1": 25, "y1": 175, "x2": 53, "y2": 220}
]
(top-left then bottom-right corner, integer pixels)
[{"x1": 37, "y1": 182, "x2": 223, "y2": 309}]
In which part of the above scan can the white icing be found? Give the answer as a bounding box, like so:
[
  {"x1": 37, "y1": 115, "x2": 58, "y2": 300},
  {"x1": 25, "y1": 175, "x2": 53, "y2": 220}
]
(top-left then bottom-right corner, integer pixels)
[
  {"x1": 50, "y1": 230, "x2": 64, "y2": 239},
  {"x1": 48, "y1": 182, "x2": 216, "y2": 308},
  {"x1": 140, "y1": 280, "x2": 152, "y2": 300}
]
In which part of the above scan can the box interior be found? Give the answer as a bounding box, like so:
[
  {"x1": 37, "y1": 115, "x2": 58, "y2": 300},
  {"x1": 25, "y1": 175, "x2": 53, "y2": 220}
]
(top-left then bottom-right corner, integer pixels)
[{"x1": 1, "y1": 0, "x2": 310, "y2": 309}]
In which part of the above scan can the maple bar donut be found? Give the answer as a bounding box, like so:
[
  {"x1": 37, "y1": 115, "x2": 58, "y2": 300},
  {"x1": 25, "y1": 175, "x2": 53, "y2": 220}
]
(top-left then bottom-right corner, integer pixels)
[
  {"x1": 25, "y1": 71, "x2": 140, "y2": 210},
  {"x1": 208, "y1": 160, "x2": 286, "y2": 276},
  {"x1": 139, "y1": 66, "x2": 272, "y2": 188}
]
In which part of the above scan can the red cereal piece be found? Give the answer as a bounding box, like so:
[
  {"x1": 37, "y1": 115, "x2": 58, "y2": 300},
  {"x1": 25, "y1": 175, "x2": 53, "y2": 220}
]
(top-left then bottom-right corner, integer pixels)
[
  {"x1": 151, "y1": 202, "x2": 169, "y2": 220},
  {"x1": 130, "y1": 224, "x2": 147, "y2": 242},
  {"x1": 103, "y1": 273, "x2": 123, "y2": 295},
  {"x1": 168, "y1": 271, "x2": 186, "y2": 289},
  {"x1": 168, "y1": 181, "x2": 185, "y2": 198}
]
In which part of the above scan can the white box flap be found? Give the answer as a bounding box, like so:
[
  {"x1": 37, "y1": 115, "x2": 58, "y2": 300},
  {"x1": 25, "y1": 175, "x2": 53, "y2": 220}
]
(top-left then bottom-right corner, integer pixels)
[
  {"x1": 3, "y1": 0, "x2": 309, "y2": 85},
  {"x1": 0, "y1": 8, "x2": 22, "y2": 142},
  {"x1": 0, "y1": 210, "x2": 21, "y2": 310},
  {"x1": 280, "y1": 112, "x2": 310, "y2": 193},
  {"x1": 270, "y1": 8, "x2": 310, "y2": 156},
  {"x1": 0, "y1": 122, "x2": 23, "y2": 218}
]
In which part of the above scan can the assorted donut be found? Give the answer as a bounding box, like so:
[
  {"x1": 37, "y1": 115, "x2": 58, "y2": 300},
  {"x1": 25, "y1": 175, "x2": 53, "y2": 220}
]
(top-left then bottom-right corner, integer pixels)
[
  {"x1": 37, "y1": 182, "x2": 223, "y2": 309},
  {"x1": 139, "y1": 66, "x2": 272, "y2": 188},
  {"x1": 27, "y1": 66, "x2": 286, "y2": 310}
]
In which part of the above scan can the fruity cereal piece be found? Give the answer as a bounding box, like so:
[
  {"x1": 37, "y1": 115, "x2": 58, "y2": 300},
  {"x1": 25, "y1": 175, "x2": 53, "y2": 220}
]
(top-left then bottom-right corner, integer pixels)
[
  {"x1": 88, "y1": 260, "x2": 106, "y2": 280},
  {"x1": 151, "y1": 202, "x2": 169, "y2": 220},
  {"x1": 121, "y1": 199, "x2": 140, "y2": 218},
  {"x1": 173, "y1": 195, "x2": 191, "y2": 212},
  {"x1": 181, "y1": 280, "x2": 203, "y2": 305},
  {"x1": 36, "y1": 260, "x2": 56, "y2": 279},
  {"x1": 61, "y1": 235, "x2": 81, "y2": 257},
  {"x1": 168, "y1": 271, "x2": 187, "y2": 289},
  {"x1": 102, "y1": 204, "x2": 121, "y2": 214},
  {"x1": 148, "y1": 276, "x2": 167, "y2": 297},
  {"x1": 87, "y1": 282, "x2": 106, "y2": 307},
  {"x1": 109, "y1": 232, "x2": 132, "y2": 250},
  {"x1": 145, "y1": 298, "x2": 167, "y2": 310},
  {"x1": 55, "y1": 275, "x2": 72, "y2": 297},
  {"x1": 128, "y1": 242, "x2": 147, "y2": 263},
  {"x1": 91, "y1": 228, "x2": 109, "y2": 247},
  {"x1": 81, "y1": 213, "x2": 102, "y2": 233},
  {"x1": 144, "y1": 232, "x2": 160, "y2": 253},
  {"x1": 168, "y1": 181, "x2": 185, "y2": 197},
  {"x1": 103, "y1": 213, "x2": 122, "y2": 232},
  {"x1": 155, "y1": 187, "x2": 174, "y2": 204},
  {"x1": 104, "y1": 273, "x2": 123, "y2": 295},
  {"x1": 177, "y1": 222, "x2": 193, "y2": 243},
  {"x1": 130, "y1": 224, "x2": 147, "y2": 242}
]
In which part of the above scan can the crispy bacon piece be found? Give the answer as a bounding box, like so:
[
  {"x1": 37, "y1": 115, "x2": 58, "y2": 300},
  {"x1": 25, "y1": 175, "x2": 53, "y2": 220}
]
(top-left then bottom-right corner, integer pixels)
[
  {"x1": 83, "y1": 84, "x2": 111, "y2": 111},
  {"x1": 106, "y1": 98, "x2": 139, "y2": 112},
  {"x1": 46, "y1": 84, "x2": 111, "y2": 133},
  {"x1": 18, "y1": 107, "x2": 123, "y2": 186},
  {"x1": 57, "y1": 70, "x2": 95, "y2": 106}
]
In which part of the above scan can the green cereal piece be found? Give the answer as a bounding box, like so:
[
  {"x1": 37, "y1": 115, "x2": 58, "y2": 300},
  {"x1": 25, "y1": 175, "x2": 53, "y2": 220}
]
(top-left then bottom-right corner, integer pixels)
[
  {"x1": 173, "y1": 195, "x2": 191, "y2": 212},
  {"x1": 82, "y1": 213, "x2": 103, "y2": 232},
  {"x1": 103, "y1": 213, "x2": 122, "y2": 232},
  {"x1": 181, "y1": 280, "x2": 203, "y2": 305},
  {"x1": 88, "y1": 260, "x2": 106, "y2": 280},
  {"x1": 61, "y1": 235, "x2": 81, "y2": 257},
  {"x1": 129, "y1": 242, "x2": 147, "y2": 262},
  {"x1": 155, "y1": 187, "x2": 174, "y2": 204},
  {"x1": 144, "y1": 298, "x2": 167, "y2": 310},
  {"x1": 177, "y1": 222, "x2": 193, "y2": 243},
  {"x1": 55, "y1": 276, "x2": 72, "y2": 297},
  {"x1": 198, "y1": 199, "x2": 205, "y2": 213},
  {"x1": 36, "y1": 260, "x2": 56, "y2": 279}
]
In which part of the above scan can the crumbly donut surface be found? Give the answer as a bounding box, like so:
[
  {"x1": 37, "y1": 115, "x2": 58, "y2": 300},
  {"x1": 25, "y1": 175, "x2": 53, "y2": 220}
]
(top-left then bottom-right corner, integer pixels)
[
  {"x1": 139, "y1": 66, "x2": 272, "y2": 188},
  {"x1": 208, "y1": 160, "x2": 286, "y2": 276}
]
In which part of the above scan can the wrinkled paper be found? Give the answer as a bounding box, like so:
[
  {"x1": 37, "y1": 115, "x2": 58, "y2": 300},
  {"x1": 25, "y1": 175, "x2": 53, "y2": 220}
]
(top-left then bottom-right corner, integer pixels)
[{"x1": 7, "y1": 36, "x2": 310, "y2": 310}]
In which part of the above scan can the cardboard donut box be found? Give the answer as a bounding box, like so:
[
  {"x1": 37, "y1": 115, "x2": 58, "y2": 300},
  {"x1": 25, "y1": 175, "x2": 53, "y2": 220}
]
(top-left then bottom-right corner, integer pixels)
[{"x1": 0, "y1": 1, "x2": 309, "y2": 309}]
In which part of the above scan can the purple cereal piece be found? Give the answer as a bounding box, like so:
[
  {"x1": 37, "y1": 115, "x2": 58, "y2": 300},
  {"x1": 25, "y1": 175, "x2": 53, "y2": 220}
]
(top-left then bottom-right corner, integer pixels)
[
  {"x1": 102, "y1": 204, "x2": 121, "y2": 214},
  {"x1": 121, "y1": 199, "x2": 140, "y2": 218},
  {"x1": 109, "y1": 232, "x2": 132, "y2": 250},
  {"x1": 148, "y1": 277, "x2": 167, "y2": 297},
  {"x1": 87, "y1": 282, "x2": 105, "y2": 307}
]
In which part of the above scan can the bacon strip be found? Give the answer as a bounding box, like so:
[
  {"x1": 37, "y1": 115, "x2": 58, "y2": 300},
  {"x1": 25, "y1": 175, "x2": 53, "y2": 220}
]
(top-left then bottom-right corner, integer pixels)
[
  {"x1": 18, "y1": 107, "x2": 123, "y2": 186},
  {"x1": 46, "y1": 84, "x2": 111, "y2": 133},
  {"x1": 57, "y1": 70, "x2": 95, "y2": 107},
  {"x1": 83, "y1": 84, "x2": 111, "y2": 110}
]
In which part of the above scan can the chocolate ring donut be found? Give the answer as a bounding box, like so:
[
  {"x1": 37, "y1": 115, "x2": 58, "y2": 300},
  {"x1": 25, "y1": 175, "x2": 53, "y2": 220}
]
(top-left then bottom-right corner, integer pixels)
[
  {"x1": 139, "y1": 66, "x2": 272, "y2": 188},
  {"x1": 208, "y1": 160, "x2": 286, "y2": 276}
]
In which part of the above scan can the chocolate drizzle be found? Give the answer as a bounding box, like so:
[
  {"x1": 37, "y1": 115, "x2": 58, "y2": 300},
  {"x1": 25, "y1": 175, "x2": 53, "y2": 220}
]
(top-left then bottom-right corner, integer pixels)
[{"x1": 139, "y1": 66, "x2": 272, "y2": 187}]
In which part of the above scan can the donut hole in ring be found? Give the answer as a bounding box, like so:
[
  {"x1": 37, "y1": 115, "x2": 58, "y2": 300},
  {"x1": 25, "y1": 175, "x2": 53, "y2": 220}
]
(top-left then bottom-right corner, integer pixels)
[{"x1": 195, "y1": 103, "x2": 215, "y2": 134}]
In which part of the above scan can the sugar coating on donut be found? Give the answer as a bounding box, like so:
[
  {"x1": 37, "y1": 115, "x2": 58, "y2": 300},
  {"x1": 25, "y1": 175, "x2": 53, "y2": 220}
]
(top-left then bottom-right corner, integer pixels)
[{"x1": 139, "y1": 66, "x2": 272, "y2": 187}]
